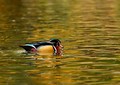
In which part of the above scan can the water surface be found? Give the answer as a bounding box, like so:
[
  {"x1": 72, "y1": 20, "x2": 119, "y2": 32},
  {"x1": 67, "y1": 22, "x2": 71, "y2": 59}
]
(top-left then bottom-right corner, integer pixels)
[{"x1": 0, "y1": 0, "x2": 120, "y2": 85}]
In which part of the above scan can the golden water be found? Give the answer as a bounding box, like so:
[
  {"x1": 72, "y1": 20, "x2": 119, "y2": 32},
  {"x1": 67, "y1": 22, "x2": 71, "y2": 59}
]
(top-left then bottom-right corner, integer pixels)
[{"x1": 0, "y1": 0, "x2": 120, "y2": 85}]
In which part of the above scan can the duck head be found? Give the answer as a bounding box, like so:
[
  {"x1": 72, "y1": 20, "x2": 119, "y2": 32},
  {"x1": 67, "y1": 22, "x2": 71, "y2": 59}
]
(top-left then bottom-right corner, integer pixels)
[{"x1": 50, "y1": 39, "x2": 63, "y2": 55}]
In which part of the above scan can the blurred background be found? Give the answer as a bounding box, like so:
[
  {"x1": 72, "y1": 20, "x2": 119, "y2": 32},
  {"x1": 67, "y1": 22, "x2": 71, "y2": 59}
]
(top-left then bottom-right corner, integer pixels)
[{"x1": 0, "y1": 0, "x2": 120, "y2": 85}]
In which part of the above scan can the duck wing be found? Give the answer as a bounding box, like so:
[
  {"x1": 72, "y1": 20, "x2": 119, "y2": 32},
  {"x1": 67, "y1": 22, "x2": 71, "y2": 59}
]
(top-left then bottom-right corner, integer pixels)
[
  {"x1": 20, "y1": 41, "x2": 54, "y2": 53},
  {"x1": 25, "y1": 41, "x2": 53, "y2": 47}
]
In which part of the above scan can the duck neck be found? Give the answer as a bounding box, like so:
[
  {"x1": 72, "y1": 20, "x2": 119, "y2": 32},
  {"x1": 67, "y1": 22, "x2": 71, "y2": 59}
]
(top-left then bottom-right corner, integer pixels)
[{"x1": 55, "y1": 45, "x2": 61, "y2": 55}]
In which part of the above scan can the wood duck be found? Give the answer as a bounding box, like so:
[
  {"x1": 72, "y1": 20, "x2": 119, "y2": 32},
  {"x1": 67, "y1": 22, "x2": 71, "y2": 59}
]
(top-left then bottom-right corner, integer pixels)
[{"x1": 19, "y1": 39, "x2": 63, "y2": 55}]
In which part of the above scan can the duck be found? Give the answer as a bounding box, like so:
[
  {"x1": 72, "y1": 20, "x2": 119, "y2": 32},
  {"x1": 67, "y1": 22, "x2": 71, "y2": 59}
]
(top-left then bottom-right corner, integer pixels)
[{"x1": 19, "y1": 39, "x2": 63, "y2": 56}]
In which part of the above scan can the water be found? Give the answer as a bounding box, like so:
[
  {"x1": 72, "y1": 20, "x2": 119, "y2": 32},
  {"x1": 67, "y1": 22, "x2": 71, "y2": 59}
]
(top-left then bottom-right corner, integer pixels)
[{"x1": 0, "y1": 0, "x2": 120, "y2": 85}]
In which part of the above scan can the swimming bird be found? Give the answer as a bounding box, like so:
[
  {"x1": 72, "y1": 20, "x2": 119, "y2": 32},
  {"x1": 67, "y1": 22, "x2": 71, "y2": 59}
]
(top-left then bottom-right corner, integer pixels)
[{"x1": 19, "y1": 39, "x2": 63, "y2": 55}]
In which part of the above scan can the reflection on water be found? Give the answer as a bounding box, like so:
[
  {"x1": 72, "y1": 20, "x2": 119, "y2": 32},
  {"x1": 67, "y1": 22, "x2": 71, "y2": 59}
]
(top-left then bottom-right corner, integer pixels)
[{"x1": 0, "y1": 0, "x2": 120, "y2": 85}]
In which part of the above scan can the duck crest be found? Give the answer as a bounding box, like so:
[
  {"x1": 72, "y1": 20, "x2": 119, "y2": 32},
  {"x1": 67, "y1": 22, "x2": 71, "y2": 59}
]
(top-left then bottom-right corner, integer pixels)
[{"x1": 19, "y1": 39, "x2": 63, "y2": 55}]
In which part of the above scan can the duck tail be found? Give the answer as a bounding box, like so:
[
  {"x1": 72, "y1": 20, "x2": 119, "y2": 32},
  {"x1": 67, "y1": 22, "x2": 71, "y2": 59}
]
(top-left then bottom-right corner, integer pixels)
[{"x1": 19, "y1": 45, "x2": 36, "y2": 53}]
